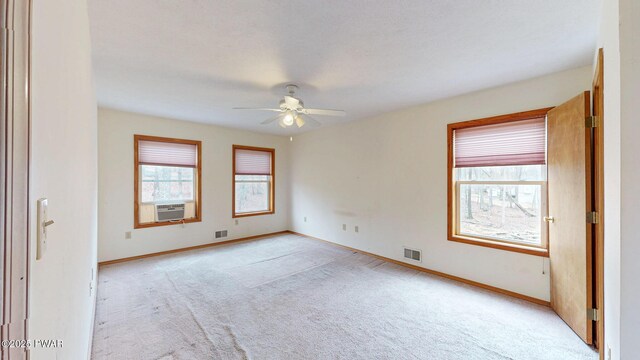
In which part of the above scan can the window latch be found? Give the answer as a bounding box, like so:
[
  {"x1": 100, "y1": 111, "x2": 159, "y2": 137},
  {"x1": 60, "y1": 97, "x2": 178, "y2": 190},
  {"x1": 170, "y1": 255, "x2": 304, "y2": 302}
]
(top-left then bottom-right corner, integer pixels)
[{"x1": 543, "y1": 216, "x2": 555, "y2": 223}]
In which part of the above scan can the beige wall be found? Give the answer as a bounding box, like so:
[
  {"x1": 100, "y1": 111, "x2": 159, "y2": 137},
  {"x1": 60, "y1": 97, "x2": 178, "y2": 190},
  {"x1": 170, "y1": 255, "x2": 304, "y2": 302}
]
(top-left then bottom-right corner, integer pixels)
[
  {"x1": 618, "y1": 0, "x2": 640, "y2": 357},
  {"x1": 290, "y1": 66, "x2": 593, "y2": 302},
  {"x1": 592, "y1": 1, "x2": 640, "y2": 357},
  {"x1": 29, "y1": 0, "x2": 98, "y2": 359},
  {"x1": 98, "y1": 108, "x2": 290, "y2": 262},
  {"x1": 596, "y1": 0, "x2": 623, "y2": 357}
]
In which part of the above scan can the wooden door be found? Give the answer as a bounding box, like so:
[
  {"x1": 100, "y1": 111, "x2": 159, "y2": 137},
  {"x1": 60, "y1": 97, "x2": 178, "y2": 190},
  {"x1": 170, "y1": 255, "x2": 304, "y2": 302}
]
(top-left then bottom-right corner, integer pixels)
[{"x1": 547, "y1": 91, "x2": 593, "y2": 344}]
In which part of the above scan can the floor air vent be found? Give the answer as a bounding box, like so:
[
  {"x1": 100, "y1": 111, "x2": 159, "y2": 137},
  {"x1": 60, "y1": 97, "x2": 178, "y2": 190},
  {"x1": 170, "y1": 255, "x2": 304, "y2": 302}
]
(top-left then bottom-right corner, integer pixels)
[
  {"x1": 215, "y1": 230, "x2": 228, "y2": 239},
  {"x1": 403, "y1": 247, "x2": 421, "y2": 262}
]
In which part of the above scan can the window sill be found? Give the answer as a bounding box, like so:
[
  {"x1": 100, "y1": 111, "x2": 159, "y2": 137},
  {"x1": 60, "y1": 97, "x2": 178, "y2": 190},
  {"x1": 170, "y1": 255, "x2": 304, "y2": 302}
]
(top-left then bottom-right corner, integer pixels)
[
  {"x1": 448, "y1": 234, "x2": 549, "y2": 257},
  {"x1": 134, "y1": 217, "x2": 201, "y2": 229},
  {"x1": 233, "y1": 210, "x2": 274, "y2": 218}
]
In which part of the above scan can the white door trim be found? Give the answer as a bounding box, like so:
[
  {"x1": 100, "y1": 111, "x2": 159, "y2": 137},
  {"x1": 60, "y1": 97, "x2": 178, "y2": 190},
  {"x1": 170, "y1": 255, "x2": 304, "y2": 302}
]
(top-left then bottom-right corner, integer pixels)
[{"x1": 1, "y1": 1, "x2": 32, "y2": 359}]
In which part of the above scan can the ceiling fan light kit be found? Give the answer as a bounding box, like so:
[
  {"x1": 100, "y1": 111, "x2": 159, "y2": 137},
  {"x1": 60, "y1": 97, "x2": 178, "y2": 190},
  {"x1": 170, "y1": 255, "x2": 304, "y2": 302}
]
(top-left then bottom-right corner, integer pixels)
[
  {"x1": 282, "y1": 111, "x2": 295, "y2": 126},
  {"x1": 233, "y1": 84, "x2": 346, "y2": 129}
]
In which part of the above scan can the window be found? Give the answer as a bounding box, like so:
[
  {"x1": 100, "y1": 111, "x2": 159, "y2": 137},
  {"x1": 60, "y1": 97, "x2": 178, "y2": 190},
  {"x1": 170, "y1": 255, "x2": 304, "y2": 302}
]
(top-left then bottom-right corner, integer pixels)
[
  {"x1": 140, "y1": 165, "x2": 195, "y2": 203},
  {"x1": 134, "y1": 135, "x2": 202, "y2": 228},
  {"x1": 233, "y1": 145, "x2": 274, "y2": 217},
  {"x1": 447, "y1": 109, "x2": 552, "y2": 256}
]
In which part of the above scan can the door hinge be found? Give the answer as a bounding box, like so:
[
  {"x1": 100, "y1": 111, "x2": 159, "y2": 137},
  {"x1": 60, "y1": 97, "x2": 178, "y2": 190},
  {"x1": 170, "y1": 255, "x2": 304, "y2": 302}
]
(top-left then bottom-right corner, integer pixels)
[
  {"x1": 587, "y1": 211, "x2": 599, "y2": 224},
  {"x1": 587, "y1": 308, "x2": 599, "y2": 321},
  {"x1": 586, "y1": 116, "x2": 599, "y2": 128}
]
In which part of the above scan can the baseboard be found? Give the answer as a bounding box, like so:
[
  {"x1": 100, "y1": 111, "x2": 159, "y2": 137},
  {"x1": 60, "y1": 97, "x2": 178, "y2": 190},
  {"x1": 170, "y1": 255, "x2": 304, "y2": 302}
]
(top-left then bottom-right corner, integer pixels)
[
  {"x1": 287, "y1": 230, "x2": 550, "y2": 307},
  {"x1": 98, "y1": 231, "x2": 289, "y2": 266}
]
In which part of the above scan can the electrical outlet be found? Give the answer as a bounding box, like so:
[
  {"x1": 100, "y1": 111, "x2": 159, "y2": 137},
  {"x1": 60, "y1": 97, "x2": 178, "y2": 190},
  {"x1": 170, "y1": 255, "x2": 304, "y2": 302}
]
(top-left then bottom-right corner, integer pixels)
[
  {"x1": 355, "y1": 226, "x2": 359, "y2": 233},
  {"x1": 607, "y1": 346, "x2": 611, "y2": 360},
  {"x1": 235, "y1": 219, "x2": 239, "y2": 225},
  {"x1": 125, "y1": 231, "x2": 132, "y2": 239},
  {"x1": 342, "y1": 224, "x2": 346, "y2": 231},
  {"x1": 304, "y1": 216, "x2": 307, "y2": 222}
]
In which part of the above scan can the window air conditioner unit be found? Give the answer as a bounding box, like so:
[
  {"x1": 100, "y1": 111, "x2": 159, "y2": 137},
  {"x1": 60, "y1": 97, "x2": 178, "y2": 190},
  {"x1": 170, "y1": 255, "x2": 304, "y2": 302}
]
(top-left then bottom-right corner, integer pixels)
[{"x1": 155, "y1": 203, "x2": 185, "y2": 222}]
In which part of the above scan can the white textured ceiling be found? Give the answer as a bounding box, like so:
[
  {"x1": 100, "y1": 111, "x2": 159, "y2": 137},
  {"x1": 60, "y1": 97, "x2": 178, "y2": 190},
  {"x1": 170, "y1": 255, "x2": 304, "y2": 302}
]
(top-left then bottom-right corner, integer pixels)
[{"x1": 89, "y1": 0, "x2": 598, "y2": 135}]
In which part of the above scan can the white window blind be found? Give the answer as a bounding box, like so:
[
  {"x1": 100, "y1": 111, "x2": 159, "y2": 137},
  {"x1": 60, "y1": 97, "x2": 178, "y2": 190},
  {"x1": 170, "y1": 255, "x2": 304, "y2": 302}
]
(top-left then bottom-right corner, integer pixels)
[
  {"x1": 234, "y1": 149, "x2": 272, "y2": 175},
  {"x1": 454, "y1": 117, "x2": 546, "y2": 168},
  {"x1": 138, "y1": 140, "x2": 197, "y2": 167}
]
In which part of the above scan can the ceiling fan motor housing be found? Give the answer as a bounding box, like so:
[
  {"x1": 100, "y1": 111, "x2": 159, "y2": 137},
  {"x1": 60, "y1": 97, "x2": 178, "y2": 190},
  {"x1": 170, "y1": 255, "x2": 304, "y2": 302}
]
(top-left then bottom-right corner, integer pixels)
[{"x1": 279, "y1": 98, "x2": 304, "y2": 110}]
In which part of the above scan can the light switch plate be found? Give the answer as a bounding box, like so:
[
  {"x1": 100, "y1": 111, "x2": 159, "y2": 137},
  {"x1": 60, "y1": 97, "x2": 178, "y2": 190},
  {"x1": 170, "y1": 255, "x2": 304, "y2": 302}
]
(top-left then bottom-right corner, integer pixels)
[{"x1": 36, "y1": 198, "x2": 48, "y2": 260}]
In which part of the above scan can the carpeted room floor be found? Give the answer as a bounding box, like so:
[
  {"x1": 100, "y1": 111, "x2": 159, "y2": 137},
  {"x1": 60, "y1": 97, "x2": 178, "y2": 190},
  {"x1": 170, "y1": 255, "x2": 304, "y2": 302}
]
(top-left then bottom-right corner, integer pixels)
[{"x1": 91, "y1": 233, "x2": 597, "y2": 360}]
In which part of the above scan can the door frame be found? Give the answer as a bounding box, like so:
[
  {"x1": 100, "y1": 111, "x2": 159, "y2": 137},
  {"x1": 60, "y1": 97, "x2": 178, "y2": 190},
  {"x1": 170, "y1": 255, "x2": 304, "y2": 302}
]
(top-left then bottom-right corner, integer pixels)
[
  {"x1": 1, "y1": 0, "x2": 31, "y2": 359},
  {"x1": 592, "y1": 48, "x2": 605, "y2": 359}
]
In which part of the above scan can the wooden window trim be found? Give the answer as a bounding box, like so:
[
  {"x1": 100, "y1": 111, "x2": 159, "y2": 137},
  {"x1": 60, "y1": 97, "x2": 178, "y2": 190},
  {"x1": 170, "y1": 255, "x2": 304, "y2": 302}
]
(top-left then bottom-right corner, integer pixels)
[
  {"x1": 232, "y1": 145, "x2": 275, "y2": 218},
  {"x1": 447, "y1": 108, "x2": 554, "y2": 257},
  {"x1": 134, "y1": 134, "x2": 202, "y2": 229}
]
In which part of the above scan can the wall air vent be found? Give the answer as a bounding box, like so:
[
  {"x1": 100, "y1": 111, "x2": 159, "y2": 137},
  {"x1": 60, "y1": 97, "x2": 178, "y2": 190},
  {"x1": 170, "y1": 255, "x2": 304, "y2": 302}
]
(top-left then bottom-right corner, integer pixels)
[
  {"x1": 215, "y1": 230, "x2": 228, "y2": 239},
  {"x1": 403, "y1": 247, "x2": 422, "y2": 262}
]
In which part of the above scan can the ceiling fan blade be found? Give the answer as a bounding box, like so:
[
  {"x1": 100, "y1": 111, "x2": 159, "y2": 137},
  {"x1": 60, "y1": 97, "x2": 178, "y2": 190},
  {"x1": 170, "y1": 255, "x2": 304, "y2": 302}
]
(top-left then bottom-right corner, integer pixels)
[
  {"x1": 295, "y1": 115, "x2": 305, "y2": 128},
  {"x1": 261, "y1": 113, "x2": 285, "y2": 125},
  {"x1": 233, "y1": 107, "x2": 283, "y2": 112},
  {"x1": 302, "y1": 108, "x2": 346, "y2": 117},
  {"x1": 299, "y1": 114, "x2": 322, "y2": 127},
  {"x1": 284, "y1": 96, "x2": 300, "y2": 108}
]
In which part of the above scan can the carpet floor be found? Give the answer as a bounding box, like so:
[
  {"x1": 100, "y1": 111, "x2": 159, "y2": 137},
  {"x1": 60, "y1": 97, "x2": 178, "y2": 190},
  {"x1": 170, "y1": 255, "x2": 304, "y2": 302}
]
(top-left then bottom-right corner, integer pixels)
[{"x1": 91, "y1": 233, "x2": 597, "y2": 360}]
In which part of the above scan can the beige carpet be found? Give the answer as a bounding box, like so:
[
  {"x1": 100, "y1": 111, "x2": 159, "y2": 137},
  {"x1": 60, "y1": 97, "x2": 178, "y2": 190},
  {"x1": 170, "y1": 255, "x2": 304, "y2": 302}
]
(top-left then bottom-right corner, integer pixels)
[{"x1": 91, "y1": 233, "x2": 597, "y2": 360}]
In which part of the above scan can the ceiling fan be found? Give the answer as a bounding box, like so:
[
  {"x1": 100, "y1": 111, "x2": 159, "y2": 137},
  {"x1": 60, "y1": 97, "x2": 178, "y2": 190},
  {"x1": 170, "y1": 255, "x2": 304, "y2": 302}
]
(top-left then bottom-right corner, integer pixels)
[{"x1": 233, "y1": 84, "x2": 346, "y2": 128}]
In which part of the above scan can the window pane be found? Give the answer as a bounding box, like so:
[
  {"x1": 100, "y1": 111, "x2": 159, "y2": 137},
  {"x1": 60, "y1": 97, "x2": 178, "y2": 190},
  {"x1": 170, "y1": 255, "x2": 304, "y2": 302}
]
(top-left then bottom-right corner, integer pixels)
[
  {"x1": 235, "y1": 175, "x2": 270, "y2": 213},
  {"x1": 458, "y1": 183, "x2": 543, "y2": 246},
  {"x1": 455, "y1": 165, "x2": 546, "y2": 181},
  {"x1": 141, "y1": 165, "x2": 195, "y2": 202}
]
